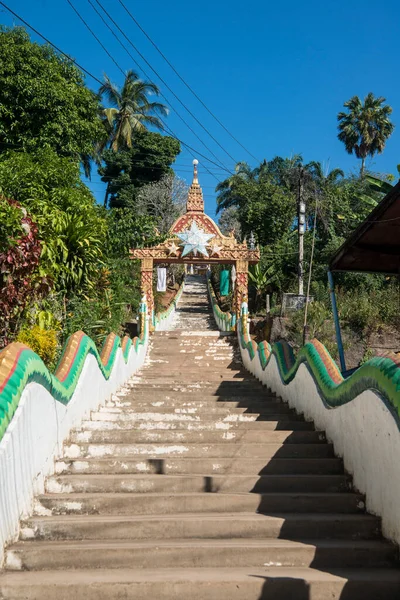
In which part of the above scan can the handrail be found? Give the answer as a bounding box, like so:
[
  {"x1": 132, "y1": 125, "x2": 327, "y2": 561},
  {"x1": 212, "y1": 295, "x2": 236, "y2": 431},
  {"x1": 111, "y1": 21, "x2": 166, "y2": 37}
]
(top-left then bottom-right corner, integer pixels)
[
  {"x1": 207, "y1": 275, "x2": 236, "y2": 331},
  {"x1": 238, "y1": 300, "x2": 400, "y2": 423},
  {"x1": 0, "y1": 299, "x2": 148, "y2": 442},
  {"x1": 154, "y1": 280, "x2": 185, "y2": 329}
]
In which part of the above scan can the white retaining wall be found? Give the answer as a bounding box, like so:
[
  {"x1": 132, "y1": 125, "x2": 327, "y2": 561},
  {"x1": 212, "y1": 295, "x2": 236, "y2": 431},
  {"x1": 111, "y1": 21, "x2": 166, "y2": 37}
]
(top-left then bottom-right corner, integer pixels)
[
  {"x1": 0, "y1": 336, "x2": 148, "y2": 565},
  {"x1": 239, "y1": 334, "x2": 400, "y2": 545}
]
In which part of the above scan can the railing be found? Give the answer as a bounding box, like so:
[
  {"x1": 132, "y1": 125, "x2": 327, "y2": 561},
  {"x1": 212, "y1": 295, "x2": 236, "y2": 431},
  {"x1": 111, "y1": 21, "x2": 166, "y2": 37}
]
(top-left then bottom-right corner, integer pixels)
[
  {"x1": 207, "y1": 275, "x2": 236, "y2": 332},
  {"x1": 154, "y1": 280, "x2": 185, "y2": 331},
  {"x1": 0, "y1": 298, "x2": 149, "y2": 561},
  {"x1": 238, "y1": 298, "x2": 400, "y2": 545}
]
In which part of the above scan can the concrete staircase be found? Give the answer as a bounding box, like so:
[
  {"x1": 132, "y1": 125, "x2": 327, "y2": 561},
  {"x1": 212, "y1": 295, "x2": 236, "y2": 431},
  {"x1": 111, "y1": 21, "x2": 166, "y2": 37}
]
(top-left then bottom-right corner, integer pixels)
[{"x1": 1, "y1": 276, "x2": 399, "y2": 598}]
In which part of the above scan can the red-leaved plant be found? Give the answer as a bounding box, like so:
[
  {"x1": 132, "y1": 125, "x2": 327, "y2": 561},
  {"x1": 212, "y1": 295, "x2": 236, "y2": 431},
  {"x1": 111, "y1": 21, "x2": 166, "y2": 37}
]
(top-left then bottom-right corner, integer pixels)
[{"x1": 0, "y1": 198, "x2": 50, "y2": 348}]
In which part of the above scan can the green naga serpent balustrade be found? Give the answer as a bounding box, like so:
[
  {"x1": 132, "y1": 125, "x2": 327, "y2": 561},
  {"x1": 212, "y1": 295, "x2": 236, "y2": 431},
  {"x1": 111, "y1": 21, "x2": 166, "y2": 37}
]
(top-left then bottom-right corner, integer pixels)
[
  {"x1": 0, "y1": 298, "x2": 149, "y2": 444},
  {"x1": 238, "y1": 300, "x2": 400, "y2": 420}
]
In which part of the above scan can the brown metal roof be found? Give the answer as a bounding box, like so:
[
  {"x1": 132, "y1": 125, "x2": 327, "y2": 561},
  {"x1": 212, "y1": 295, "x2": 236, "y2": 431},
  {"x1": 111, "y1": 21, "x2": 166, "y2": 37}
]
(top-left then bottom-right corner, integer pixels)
[{"x1": 329, "y1": 180, "x2": 400, "y2": 274}]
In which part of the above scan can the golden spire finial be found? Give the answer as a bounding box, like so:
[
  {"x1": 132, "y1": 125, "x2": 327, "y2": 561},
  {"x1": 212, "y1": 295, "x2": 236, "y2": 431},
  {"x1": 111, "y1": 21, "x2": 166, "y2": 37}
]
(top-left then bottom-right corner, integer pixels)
[
  {"x1": 192, "y1": 159, "x2": 199, "y2": 185},
  {"x1": 186, "y1": 159, "x2": 203, "y2": 212}
]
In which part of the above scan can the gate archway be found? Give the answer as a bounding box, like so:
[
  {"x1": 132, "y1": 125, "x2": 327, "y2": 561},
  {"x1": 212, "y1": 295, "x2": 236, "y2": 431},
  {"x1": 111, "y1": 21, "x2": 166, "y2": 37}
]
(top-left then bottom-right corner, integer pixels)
[{"x1": 130, "y1": 160, "x2": 260, "y2": 329}]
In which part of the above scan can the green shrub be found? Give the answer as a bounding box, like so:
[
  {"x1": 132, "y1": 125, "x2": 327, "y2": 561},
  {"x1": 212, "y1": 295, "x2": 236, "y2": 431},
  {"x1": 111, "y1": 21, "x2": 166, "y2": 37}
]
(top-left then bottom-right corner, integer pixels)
[
  {"x1": 339, "y1": 292, "x2": 380, "y2": 332},
  {"x1": 17, "y1": 326, "x2": 58, "y2": 368},
  {"x1": 286, "y1": 301, "x2": 338, "y2": 359}
]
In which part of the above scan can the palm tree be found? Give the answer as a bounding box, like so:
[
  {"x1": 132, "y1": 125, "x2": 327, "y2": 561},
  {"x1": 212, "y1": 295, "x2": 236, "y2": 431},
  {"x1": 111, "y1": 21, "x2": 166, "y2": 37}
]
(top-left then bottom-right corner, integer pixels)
[
  {"x1": 305, "y1": 161, "x2": 344, "y2": 231},
  {"x1": 337, "y1": 93, "x2": 394, "y2": 176},
  {"x1": 216, "y1": 162, "x2": 265, "y2": 213},
  {"x1": 99, "y1": 70, "x2": 168, "y2": 152},
  {"x1": 306, "y1": 161, "x2": 344, "y2": 188}
]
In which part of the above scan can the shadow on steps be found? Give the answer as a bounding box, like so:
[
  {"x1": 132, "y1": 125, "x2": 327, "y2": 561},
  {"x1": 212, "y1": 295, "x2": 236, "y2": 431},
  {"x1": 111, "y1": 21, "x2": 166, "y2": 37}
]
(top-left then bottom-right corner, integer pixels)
[{"x1": 253, "y1": 575, "x2": 310, "y2": 599}]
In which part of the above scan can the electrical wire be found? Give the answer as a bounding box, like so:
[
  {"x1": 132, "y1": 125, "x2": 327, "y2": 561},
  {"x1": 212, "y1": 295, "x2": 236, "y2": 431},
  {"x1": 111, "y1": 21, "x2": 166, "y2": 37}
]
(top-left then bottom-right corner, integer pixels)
[
  {"x1": 118, "y1": 0, "x2": 260, "y2": 164},
  {"x1": 91, "y1": 0, "x2": 238, "y2": 167},
  {"x1": 81, "y1": 0, "x2": 232, "y2": 177},
  {"x1": 65, "y1": 0, "x2": 125, "y2": 77},
  {"x1": 0, "y1": 0, "x2": 103, "y2": 86},
  {"x1": 83, "y1": 0, "x2": 230, "y2": 174},
  {"x1": 0, "y1": 0, "x2": 232, "y2": 181}
]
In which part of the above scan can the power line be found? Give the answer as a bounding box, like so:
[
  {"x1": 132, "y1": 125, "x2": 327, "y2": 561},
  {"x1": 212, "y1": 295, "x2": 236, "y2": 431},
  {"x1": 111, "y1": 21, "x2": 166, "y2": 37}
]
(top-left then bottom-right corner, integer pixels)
[
  {"x1": 82, "y1": 0, "x2": 230, "y2": 176},
  {"x1": 91, "y1": 0, "x2": 238, "y2": 167},
  {"x1": 68, "y1": 1, "x2": 227, "y2": 185},
  {"x1": 0, "y1": 0, "x2": 103, "y2": 86},
  {"x1": 118, "y1": 0, "x2": 260, "y2": 164},
  {"x1": 66, "y1": 0, "x2": 125, "y2": 77},
  {"x1": 0, "y1": 1, "x2": 231, "y2": 179}
]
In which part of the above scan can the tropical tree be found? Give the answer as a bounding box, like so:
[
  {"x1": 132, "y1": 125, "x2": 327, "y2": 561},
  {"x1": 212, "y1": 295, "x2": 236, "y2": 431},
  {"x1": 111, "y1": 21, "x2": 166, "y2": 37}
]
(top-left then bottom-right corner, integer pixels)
[
  {"x1": 99, "y1": 70, "x2": 168, "y2": 152},
  {"x1": 215, "y1": 162, "x2": 265, "y2": 213},
  {"x1": 306, "y1": 161, "x2": 344, "y2": 189},
  {"x1": 337, "y1": 93, "x2": 394, "y2": 176},
  {"x1": 0, "y1": 149, "x2": 107, "y2": 295},
  {"x1": 248, "y1": 263, "x2": 279, "y2": 311},
  {"x1": 99, "y1": 131, "x2": 180, "y2": 208},
  {"x1": 0, "y1": 27, "x2": 104, "y2": 176}
]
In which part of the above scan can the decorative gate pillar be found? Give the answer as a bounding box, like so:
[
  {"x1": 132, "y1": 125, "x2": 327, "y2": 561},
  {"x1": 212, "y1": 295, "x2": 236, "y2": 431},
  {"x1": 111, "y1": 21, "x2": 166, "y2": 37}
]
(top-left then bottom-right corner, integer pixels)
[
  {"x1": 235, "y1": 259, "x2": 249, "y2": 321},
  {"x1": 140, "y1": 257, "x2": 154, "y2": 327}
]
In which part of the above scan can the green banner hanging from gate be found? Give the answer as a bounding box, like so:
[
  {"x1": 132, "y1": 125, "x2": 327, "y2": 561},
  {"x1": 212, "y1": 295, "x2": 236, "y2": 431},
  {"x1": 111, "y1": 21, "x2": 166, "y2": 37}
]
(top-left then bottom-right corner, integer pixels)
[{"x1": 220, "y1": 269, "x2": 230, "y2": 296}]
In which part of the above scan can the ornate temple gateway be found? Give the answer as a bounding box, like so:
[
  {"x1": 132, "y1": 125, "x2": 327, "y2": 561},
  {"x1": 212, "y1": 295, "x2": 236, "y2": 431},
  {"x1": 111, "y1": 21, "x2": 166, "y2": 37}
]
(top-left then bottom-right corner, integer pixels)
[{"x1": 130, "y1": 160, "x2": 260, "y2": 327}]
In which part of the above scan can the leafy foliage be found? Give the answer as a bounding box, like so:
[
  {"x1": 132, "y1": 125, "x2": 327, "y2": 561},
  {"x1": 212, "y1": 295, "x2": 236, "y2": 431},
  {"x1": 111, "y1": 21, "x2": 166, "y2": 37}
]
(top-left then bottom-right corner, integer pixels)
[
  {"x1": 100, "y1": 131, "x2": 180, "y2": 209},
  {"x1": 219, "y1": 153, "x2": 398, "y2": 355},
  {"x1": 0, "y1": 196, "x2": 24, "y2": 251},
  {"x1": 0, "y1": 149, "x2": 106, "y2": 294},
  {"x1": 0, "y1": 27, "x2": 104, "y2": 170},
  {"x1": 249, "y1": 263, "x2": 279, "y2": 310},
  {"x1": 17, "y1": 326, "x2": 58, "y2": 368},
  {"x1": 0, "y1": 198, "x2": 48, "y2": 347},
  {"x1": 216, "y1": 162, "x2": 296, "y2": 246}
]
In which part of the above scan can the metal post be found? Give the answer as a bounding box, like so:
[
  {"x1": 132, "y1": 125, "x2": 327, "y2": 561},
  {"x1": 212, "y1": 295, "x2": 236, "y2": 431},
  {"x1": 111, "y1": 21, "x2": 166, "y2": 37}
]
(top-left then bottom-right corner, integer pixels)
[
  {"x1": 298, "y1": 167, "x2": 305, "y2": 296},
  {"x1": 327, "y1": 270, "x2": 346, "y2": 373}
]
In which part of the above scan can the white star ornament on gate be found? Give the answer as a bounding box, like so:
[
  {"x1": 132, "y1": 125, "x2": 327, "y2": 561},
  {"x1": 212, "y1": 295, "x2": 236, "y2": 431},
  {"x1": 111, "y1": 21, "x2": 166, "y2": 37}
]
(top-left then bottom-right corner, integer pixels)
[{"x1": 177, "y1": 221, "x2": 214, "y2": 258}]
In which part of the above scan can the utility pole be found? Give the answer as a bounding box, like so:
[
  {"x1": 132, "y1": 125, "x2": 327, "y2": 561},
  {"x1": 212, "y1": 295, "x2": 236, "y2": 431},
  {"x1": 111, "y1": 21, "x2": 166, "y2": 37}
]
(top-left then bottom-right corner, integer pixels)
[{"x1": 298, "y1": 167, "x2": 306, "y2": 296}]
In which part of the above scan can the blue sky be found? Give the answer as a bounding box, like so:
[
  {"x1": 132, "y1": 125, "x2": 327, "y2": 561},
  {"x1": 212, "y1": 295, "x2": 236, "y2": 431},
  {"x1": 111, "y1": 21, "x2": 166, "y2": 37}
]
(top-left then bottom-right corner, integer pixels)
[{"x1": 3, "y1": 0, "x2": 400, "y2": 218}]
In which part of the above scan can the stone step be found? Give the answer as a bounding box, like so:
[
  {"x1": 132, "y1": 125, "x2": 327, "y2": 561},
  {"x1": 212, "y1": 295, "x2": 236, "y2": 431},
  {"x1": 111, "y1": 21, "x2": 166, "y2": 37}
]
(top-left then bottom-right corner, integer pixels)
[
  {"x1": 63, "y1": 442, "x2": 335, "y2": 459},
  {"x1": 138, "y1": 366, "x2": 244, "y2": 372},
  {"x1": 108, "y1": 396, "x2": 278, "y2": 406},
  {"x1": 4, "y1": 566, "x2": 400, "y2": 600},
  {"x1": 115, "y1": 389, "x2": 278, "y2": 407},
  {"x1": 148, "y1": 352, "x2": 237, "y2": 358},
  {"x1": 76, "y1": 419, "x2": 315, "y2": 432},
  {"x1": 46, "y1": 473, "x2": 351, "y2": 494},
  {"x1": 95, "y1": 404, "x2": 294, "y2": 415},
  {"x1": 20, "y1": 513, "x2": 381, "y2": 542},
  {"x1": 136, "y1": 375, "x2": 250, "y2": 383},
  {"x1": 89, "y1": 411, "x2": 303, "y2": 423},
  {"x1": 34, "y1": 492, "x2": 365, "y2": 516},
  {"x1": 70, "y1": 428, "x2": 325, "y2": 444},
  {"x1": 147, "y1": 354, "x2": 237, "y2": 361},
  {"x1": 5, "y1": 566, "x2": 400, "y2": 600},
  {"x1": 6, "y1": 539, "x2": 396, "y2": 572},
  {"x1": 3, "y1": 567, "x2": 400, "y2": 600},
  {"x1": 130, "y1": 383, "x2": 267, "y2": 393},
  {"x1": 55, "y1": 456, "x2": 343, "y2": 475}
]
